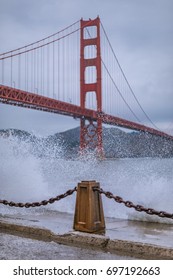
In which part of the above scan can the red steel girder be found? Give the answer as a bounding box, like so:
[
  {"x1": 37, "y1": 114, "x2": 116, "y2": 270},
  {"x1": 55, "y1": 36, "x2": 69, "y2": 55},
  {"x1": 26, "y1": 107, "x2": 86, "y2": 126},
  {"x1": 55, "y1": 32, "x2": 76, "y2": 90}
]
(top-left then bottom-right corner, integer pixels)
[
  {"x1": 0, "y1": 85, "x2": 96, "y2": 120},
  {"x1": 101, "y1": 113, "x2": 173, "y2": 141},
  {"x1": 0, "y1": 85, "x2": 173, "y2": 141}
]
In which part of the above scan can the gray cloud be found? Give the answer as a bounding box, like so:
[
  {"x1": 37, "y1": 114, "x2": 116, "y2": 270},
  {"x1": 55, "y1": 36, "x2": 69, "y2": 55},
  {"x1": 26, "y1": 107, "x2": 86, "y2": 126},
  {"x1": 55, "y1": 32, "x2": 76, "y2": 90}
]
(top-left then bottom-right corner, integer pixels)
[{"x1": 0, "y1": 0, "x2": 172, "y2": 135}]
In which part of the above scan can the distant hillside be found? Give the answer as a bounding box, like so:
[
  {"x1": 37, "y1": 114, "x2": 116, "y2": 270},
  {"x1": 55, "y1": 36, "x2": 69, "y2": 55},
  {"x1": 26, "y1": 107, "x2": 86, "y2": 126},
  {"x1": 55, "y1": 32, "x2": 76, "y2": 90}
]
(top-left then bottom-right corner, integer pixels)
[
  {"x1": 103, "y1": 127, "x2": 173, "y2": 158},
  {"x1": 0, "y1": 128, "x2": 34, "y2": 140},
  {"x1": 1, "y1": 127, "x2": 173, "y2": 158},
  {"x1": 43, "y1": 126, "x2": 173, "y2": 158}
]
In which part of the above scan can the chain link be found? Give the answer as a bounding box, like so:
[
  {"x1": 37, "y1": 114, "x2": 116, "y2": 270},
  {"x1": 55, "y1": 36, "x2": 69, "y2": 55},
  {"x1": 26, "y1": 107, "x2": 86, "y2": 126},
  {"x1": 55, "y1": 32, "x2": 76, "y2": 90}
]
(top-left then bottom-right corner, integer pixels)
[
  {"x1": 96, "y1": 187, "x2": 173, "y2": 219},
  {"x1": 0, "y1": 187, "x2": 77, "y2": 208},
  {"x1": 1, "y1": 185, "x2": 172, "y2": 220}
]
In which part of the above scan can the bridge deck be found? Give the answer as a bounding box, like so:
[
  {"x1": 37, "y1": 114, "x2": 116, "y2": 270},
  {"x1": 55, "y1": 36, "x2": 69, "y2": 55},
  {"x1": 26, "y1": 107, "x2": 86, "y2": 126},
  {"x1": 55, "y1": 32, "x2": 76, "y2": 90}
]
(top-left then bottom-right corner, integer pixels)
[{"x1": 0, "y1": 85, "x2": 173, "y2": 141}]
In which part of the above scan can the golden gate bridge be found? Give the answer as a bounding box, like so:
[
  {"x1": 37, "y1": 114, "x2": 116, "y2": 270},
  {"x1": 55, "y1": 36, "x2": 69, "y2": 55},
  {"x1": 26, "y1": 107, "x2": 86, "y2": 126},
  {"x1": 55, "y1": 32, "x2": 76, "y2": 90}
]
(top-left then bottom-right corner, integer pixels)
[{"x1": 0, "y1": 17, "x2": 173, "y2": 156}]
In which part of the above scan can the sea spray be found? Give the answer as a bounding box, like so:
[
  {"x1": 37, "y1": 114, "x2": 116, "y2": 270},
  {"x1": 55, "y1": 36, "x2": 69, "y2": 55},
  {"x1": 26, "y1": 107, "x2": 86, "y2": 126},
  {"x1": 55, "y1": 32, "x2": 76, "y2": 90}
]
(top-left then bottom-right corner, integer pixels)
[{"x1": 0, "y1": 134, "x2": 173, "y2": 223}]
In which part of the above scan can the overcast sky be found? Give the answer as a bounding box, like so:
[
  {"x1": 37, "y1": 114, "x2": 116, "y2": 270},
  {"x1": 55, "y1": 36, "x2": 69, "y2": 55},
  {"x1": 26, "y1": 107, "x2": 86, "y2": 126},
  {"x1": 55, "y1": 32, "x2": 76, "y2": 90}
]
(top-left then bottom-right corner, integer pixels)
[{"x1": 0, "y1": 0, "x2": 173, "y2": 136}]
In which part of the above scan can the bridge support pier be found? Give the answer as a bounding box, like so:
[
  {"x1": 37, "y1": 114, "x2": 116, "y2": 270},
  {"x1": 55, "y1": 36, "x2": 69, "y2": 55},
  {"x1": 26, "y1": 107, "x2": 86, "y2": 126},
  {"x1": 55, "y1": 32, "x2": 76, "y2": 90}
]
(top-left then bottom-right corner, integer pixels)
[
  {"x1": 80, "y1": 118, "x2": 104, "y2": 158},
  {"x1": 73, "y1": 181, "x2": 105, "y2": 233}
]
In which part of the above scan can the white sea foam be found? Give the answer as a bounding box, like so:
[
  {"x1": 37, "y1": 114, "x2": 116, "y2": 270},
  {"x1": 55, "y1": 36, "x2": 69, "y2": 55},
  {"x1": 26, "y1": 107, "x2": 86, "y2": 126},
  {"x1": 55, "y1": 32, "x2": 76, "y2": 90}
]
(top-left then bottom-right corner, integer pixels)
[{"x1": 0, "y1": 136, "x2": 172, "y2": 223}]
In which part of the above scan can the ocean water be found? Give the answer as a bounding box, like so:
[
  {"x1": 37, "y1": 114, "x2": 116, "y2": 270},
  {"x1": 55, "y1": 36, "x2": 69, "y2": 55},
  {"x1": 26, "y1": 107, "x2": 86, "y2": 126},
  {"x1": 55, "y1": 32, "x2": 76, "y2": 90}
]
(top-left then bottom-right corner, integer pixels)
[{"x1": 0, "y1": 136, "x2": 173, "y2": 224}]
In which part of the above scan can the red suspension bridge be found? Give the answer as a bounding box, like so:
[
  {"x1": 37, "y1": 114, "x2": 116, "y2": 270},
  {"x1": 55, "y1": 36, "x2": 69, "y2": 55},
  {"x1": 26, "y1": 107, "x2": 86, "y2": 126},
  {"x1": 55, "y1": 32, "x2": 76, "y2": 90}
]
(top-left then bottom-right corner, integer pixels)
[{"x1": 0, "y1": 17, "x2": 173, "y2": 155}]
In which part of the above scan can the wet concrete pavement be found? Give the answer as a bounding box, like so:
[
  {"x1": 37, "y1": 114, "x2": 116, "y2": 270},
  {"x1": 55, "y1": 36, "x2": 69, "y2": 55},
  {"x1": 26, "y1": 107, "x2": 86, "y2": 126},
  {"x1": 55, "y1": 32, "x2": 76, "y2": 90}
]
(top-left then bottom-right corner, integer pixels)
[
  {"x1": 0, "y1": 232, "x2": 135, "y2": 260},
  {"x1": 0, "y1": 211, "x2": 173, "y2": 259}
]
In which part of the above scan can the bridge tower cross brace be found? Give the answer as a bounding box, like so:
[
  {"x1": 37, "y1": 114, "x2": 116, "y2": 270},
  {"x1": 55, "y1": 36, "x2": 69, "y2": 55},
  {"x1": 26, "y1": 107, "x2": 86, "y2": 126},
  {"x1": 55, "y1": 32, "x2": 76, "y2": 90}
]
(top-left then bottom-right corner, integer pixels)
[{"x1": 80, "y1": 17, "x2": 103, "y2": 155}]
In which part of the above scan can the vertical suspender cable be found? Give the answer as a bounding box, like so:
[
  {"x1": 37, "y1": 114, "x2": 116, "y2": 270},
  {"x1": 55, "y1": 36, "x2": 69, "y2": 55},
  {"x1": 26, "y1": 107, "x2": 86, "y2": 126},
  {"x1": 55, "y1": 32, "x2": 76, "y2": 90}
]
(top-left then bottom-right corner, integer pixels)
[
  {"x1": 31, "y1": 49, "x2": 33, "y2": 92},
  {"x1": 1, "y1": 57, "x2": 4, "y2": 84},
  {"x1": 42, "y1": 41, "x2": 44, "y2": 95},
  {"x1": 10, "y1": 53, "x2": 13, "y2": 87},
  {"x1": 26, "y1": 51, "x2": 28, "y2": 92},
  {"x1": 57, "y1": 40, "x2": 60, "y2": 100},
  {"x1": 18, "y1": 54, "x2": 21, "y2": 89},
  {"x1": 37, "y1": 44, "x2": 39, "y2": 94},
  {"x1": 25, "y1": 48, "x2": 27, "y2": 91},
  {"x1": 62, "y1": 33, "x2": 64, "y2": 101},
  {"x1": 53, "y1": 38, "x2": 55, "y2": 98},
  {"x1": 33, "y1": 50, "x2": 35, "y2": 92},
  {"x1": 47, "y1": 42, "x2": 49, "y2": 97}
]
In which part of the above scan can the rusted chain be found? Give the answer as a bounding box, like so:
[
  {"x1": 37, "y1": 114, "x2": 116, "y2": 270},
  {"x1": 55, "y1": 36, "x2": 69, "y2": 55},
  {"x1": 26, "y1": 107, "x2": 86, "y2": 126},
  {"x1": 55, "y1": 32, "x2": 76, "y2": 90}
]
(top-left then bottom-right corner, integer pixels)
[
  {"x1": 0, "y1": 187, "x2": 77, "y2": 208},
  {"x1": 95, "y1": 187, "x2": 173, "y2": 220}
]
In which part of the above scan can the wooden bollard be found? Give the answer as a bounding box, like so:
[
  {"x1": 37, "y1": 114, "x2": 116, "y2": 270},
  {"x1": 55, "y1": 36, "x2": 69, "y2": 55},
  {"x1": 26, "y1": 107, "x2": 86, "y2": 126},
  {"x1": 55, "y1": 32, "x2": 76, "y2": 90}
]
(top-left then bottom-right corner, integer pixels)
[{"x1": 73, "y1": 181, "x2": 105, "y2": 233}]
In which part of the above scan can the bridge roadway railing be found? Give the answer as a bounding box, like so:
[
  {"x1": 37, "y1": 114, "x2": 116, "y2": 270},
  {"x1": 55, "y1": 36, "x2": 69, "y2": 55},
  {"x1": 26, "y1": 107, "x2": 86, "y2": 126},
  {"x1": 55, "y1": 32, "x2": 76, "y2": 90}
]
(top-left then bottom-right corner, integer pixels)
[{"x1": 0, "y1": 181, "x2": 173, "y2": 233}]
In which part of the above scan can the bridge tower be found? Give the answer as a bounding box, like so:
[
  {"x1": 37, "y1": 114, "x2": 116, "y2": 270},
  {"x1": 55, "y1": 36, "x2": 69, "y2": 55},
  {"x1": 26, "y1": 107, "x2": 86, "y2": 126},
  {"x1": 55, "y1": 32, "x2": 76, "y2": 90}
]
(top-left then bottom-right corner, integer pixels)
[{"x1": 80, "y1": 17, "x2": 103, "y2": 156}]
